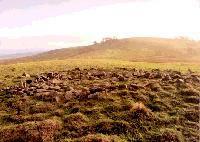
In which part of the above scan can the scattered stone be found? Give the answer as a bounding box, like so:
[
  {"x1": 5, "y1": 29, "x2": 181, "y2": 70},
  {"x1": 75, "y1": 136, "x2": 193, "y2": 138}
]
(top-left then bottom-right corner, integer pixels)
[
  {"x1": 129, "y1": 83, "x2": 144, "y2": 90},
  {"x1": 51, "y1": 79, "x2": 62, "y2": 84},
  {"x1": 88, "y1": 92, "x2": 101, "y2": 99},
  {"x1": 191, "y1": 75, "x2": 200, "y2": 83},
  {"x1": 143, "y1": 72, "x2": 151, "y2": 78},
  {"x1": 22, "y1": 72, "x2": 30, "y2": 78},
  {"x1": 0, "y1": 68, "x2": 199, "y2": 141},
  {"x1": 89, "y1": 86, "x2": 104, "y2": 94},
  {"x1": 26, "y1": 79, "x2": 32, "y2": 84},
  {"x1": 0, "y1": 80, "x2": 4, "y2": 85},
  {"x1": 49, "y1": 86, "x2": 61, "y2": 91},
  {"x1": 90, "y1": 71, "x2": 106, "y2": 78},
  {"x1": 118, "y1": 84, "x2": 128, "y2": 90},
  {"x1": 162, "y1": 74, "x2": 172, "y2": 81},
  {"x1": 64, "y1": 91, "x2": 74, "y2": 101},
  {"x1": 40, "y1": 75, "x2": 48, "y2": 81},
  {"x1": 61, "y1": 85, "x2": 73, "y2": 91},
  {"x1": 118, "y1": 75, "x2": 125, "y2": 81},
  {"x1": 145, "y1": 82, "x2": 161, "y2": 92},
  {"x1": 176, "y1": 79, "x2": 184, "y2": 84},
  {"x1": 47, "y1": 72, "x2": 54, "y2": 79},
  {"x1": 111, "y1": 77, "x2": 119, "y2": 82}
]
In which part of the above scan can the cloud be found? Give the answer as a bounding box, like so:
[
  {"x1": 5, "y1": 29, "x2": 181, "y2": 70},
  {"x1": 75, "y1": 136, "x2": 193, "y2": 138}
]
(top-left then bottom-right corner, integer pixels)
[{"x1": 0, "y1": 0, "x2": 66, "y2": 13}]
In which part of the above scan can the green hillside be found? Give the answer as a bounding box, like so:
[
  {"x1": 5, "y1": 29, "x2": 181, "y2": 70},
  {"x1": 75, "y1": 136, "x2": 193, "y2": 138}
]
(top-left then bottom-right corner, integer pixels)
[{"x1": 1, "y1": 37, "x2": 200, "y2": 64}]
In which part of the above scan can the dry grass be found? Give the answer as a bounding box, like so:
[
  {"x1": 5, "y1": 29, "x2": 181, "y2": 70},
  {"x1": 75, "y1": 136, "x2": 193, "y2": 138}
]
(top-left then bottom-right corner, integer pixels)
[
  {"x1": 1, "y1": 37, "x2": 200, "y2": 64},
  {"x1": 0, "y1": 59, "x2": 200, "y2": 88}
]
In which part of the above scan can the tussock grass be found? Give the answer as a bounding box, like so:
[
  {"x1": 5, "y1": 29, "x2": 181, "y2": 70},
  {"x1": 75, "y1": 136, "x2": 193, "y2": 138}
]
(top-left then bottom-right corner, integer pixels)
[{"x1": 0, "y1": 59, "x2": 199, "y2": 88}]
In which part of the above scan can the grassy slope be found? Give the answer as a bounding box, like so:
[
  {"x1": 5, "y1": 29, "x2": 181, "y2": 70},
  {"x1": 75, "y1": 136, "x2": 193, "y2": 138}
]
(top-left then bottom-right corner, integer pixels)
[
  {"x1": 1, "y1": 37, "x2": 200, "y2": 64},
  {"x1": 0, "y1": 37, "x2": 200, "y2": 141}
]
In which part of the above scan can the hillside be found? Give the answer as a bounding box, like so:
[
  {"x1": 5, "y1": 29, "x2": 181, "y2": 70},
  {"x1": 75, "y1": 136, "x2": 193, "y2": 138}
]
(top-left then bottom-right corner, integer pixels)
[
  {"x1": 0, "y1": 37, "x2": 200, "y2": 142},
  {"x1": 1, "y1": 37, "x2": 200, "y2": 64}
]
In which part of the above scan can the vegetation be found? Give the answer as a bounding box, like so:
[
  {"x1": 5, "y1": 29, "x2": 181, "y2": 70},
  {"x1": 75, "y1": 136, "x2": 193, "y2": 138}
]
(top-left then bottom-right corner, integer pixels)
[
  {"x1": 0, "y1": 67, "x2": 199, "y2": 141},
  {"x1": 1, "y1": 37, "x2": 200, "y2": 64},
  {"x1": 0, "y1": 37, "x2": 199, "y2": 141},
  {"x1": 0, "y1": 59, "x2": 200, "y2": 88}
]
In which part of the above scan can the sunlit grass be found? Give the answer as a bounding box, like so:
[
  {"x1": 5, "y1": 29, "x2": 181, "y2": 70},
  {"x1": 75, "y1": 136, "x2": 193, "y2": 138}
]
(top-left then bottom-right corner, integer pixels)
[{"x1": 0, "y1": 59, "x2": 200, "y2": 87}]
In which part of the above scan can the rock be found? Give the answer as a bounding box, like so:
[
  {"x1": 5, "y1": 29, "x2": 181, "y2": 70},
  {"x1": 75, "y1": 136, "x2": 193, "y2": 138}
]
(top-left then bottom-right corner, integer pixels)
[
  {"x1": 22, "y1": 72, "x2": 30, "y2": 78},
  {"x1": 184, "y1": 96, "x2": 199, "y2": 104},
  {"x1": 35, "y1": 91, "x2": 55, "y2": 102},
  {"x1": 90, "y1": 71, "x2": 106, "y2": 78},
  {"x1": 162, "y1": 74, "x2": 172, "y2": 81},
  {"x1": 54, "y1": 109, "x2": 65, "y2": 116},
  {"x1": 67, "y1": 76, "x2": 73, "y2": 80},
  {"x1": 0, "y1": 80, "x2": 4, "y2": 85},
  {"x1": 107, "y1": 85, "x2": 117, "y2": 91},
  {"x1": 145, "y1": 82, "x2": 161, "y2": 92},
  {"x1": 118, "y1": 75, "x2": 125, "y2": 81},
  {"x1": 64, "y1": 92, "x2": 74, "y2": 101},
  {"x1": 40, "y1": 75, "x2": 48, "y2": 81},
  {"x1": 88, "y1": 92, "x2": 101, "y2": 99},
  {"x1": 36, "y1": 89, "x2": 48, "y2": 93},
  {"x1": 55, "y1": 96, "x2": 62, "y2": 103},
  {"x1": 89, "y1": 86, "x2": 104, "y2": 94},
  {"x1": 51, "y1": 79, "x2": 62, "y2": 84},
  {"x1": 74, "y1": 67, "x2": 81, "y2": 71},
  {"x1": 124, "y1": 72, "x2": 133, "y2": 78},
  {"x1": 153, "y1": 72, "x2": 163, "y2": 79},
  {"x1": 118, "y1": 90, "x2": 129, "y2": 96},
  {"x1": 111, "y1": 77, "x2": 119, "y2": 82},
  {"x1": 61, "y1": 85, "x2": 73, "y2": 91},
  {"x1": 143, "y1": 72, "x2": 151, "y2": 78},
  {"x1": 48, "y1": 86, "x2": 61, "y2": 91},
  {"x1": 26, "y1": 79, "x2": 32, "y2": 84},
  {"x1": 129, "y1": 83, "x2": 144, "y2": 90},
  {"x1": 118, "y1": 84, "x2": 128, "y2": 90},
  {"x1": 176, "y1": 79, "x2": 184, "y2": 84},
  {"x1": 171, "y1": 74, "x2": 181, "y2": 79},
  {"x1": 192, "y1": 75, "x2": 200, "y2": 83},
  {"x1": 47, "y1": 72, "x2": 54, "y2": 79}
]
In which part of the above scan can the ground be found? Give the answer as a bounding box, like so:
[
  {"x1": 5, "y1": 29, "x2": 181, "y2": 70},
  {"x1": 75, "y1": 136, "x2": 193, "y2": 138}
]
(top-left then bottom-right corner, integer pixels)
[{"x1": 0, "y1": 60, "x2": 199, "y2": 142}]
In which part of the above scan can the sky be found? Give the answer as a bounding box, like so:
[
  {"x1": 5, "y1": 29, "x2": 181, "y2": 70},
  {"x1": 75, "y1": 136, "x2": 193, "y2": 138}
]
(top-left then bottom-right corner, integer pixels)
[{"x1": 0, "y1": 0, "x2": 200, "y2": 55}]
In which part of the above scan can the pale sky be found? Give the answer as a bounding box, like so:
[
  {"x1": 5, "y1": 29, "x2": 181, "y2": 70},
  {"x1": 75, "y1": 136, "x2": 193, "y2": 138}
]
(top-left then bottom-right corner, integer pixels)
[{"x1": 0, "y1": 0, "x2": 200, "y2": 55}]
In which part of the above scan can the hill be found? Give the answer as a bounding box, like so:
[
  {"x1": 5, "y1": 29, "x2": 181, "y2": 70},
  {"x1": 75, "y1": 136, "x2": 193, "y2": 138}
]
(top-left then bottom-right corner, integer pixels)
[
  {"x1": 1, "y1": 37, "x2": 200, "y2": 64},
  {"x1": 0, "y1": 37, "x2": 200, "y2": 141}
]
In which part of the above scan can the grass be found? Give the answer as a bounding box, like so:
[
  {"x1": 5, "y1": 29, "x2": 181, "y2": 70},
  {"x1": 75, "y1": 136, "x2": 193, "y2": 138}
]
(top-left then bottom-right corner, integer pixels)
[
  {"x1": 0, "y1": 58, "x2": 199, "y2": 141},
  {"x1": 1, "y1": 37, "x2": 200, "y2": 64},
  {"x1": 0, "y1": 59, "x2": 200, "y2": 88}
]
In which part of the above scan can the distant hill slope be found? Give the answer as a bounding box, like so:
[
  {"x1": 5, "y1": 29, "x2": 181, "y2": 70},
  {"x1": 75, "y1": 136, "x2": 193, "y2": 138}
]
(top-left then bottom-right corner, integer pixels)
[{"x1": 1, "y1": 37, "x2": 200, "y2": 64}]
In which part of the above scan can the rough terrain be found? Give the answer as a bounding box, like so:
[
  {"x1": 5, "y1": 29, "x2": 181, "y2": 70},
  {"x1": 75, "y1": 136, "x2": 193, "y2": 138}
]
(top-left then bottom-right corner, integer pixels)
[{"x1": 0, "y1": 68, "x2": 199, "y2": 142}]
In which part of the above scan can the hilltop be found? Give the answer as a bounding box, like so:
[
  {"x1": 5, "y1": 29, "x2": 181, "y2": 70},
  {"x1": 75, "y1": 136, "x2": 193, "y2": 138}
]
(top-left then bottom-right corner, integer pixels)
[{"x1": 1, "y1": 37, "x2": 200, "y2": 64}]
